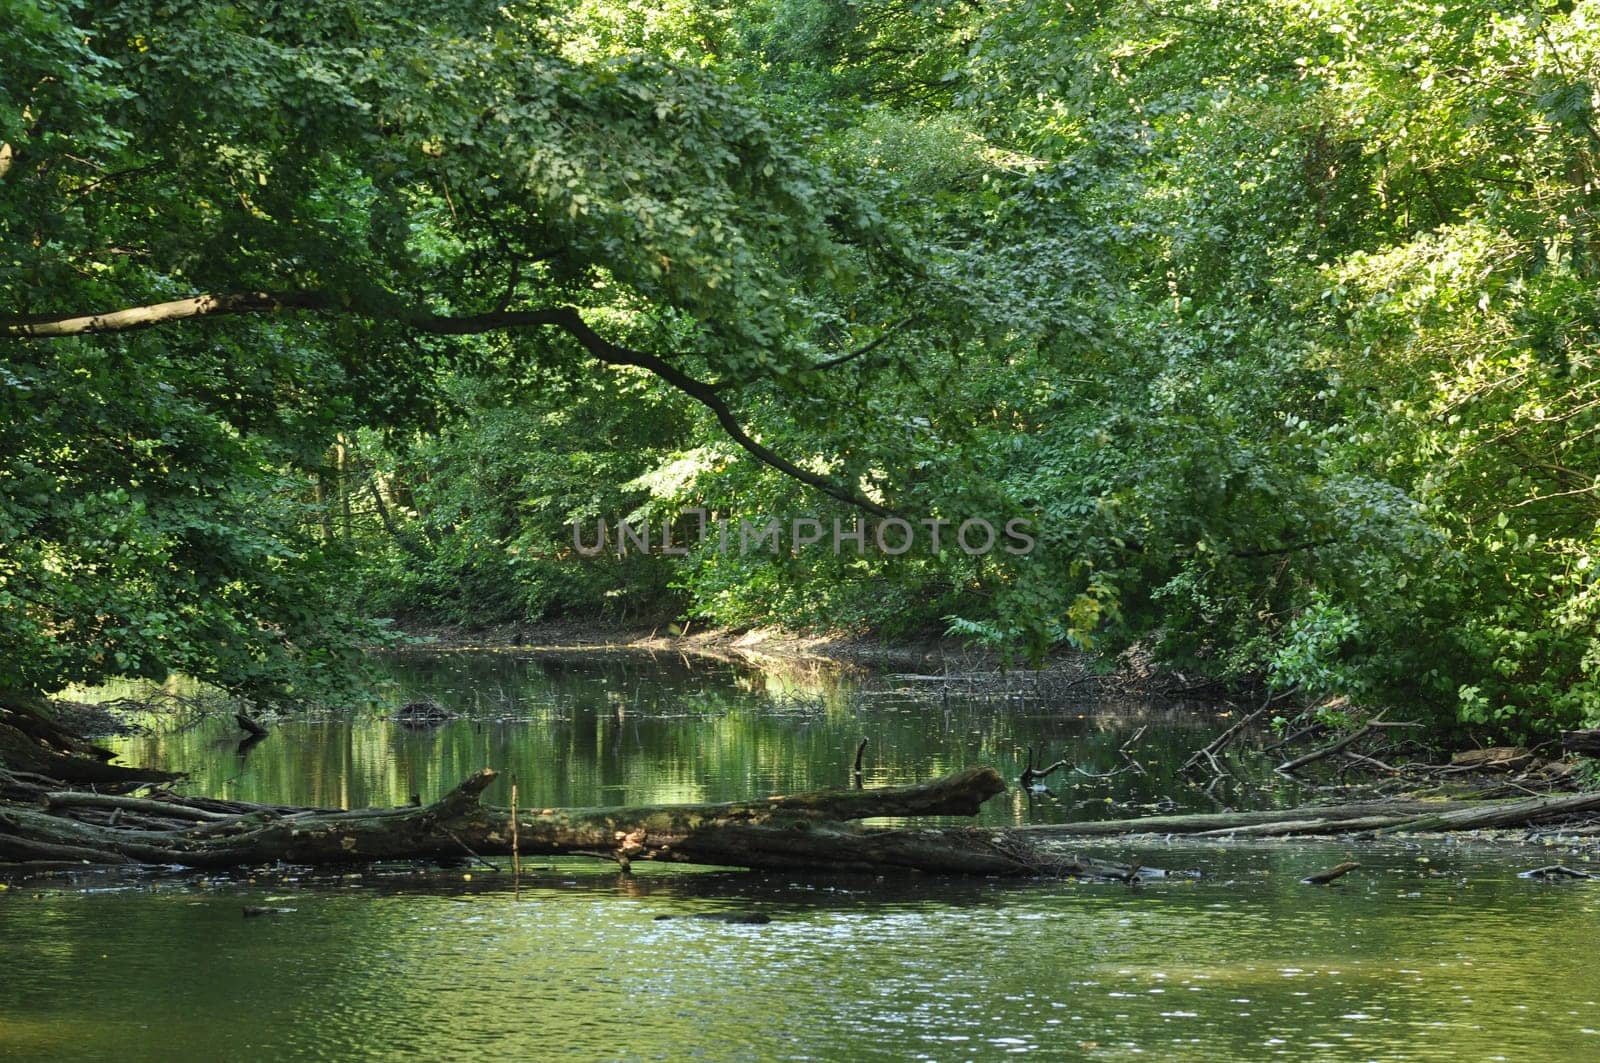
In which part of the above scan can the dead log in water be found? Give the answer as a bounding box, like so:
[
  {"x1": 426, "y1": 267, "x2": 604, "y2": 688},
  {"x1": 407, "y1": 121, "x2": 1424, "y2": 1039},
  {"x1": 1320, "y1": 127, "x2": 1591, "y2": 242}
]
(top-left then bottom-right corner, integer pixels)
[
  {"x1": 1012, "y1": 799, "x2": 1472, "y2": 837},
  {"x1": 0, "y1": 766, "x2": 1131, "y2": 878},
  {"x1": 1370, "y1": 791, "x2": 1600, "y2": 834},
  {"x1": 9, "y1": 750, "x2": 1600, "y2": 878},
  {"x1": 1017, "y1": 791, "x2": 1600, "y2": 839},
  {"x1": 1, "y1": 699, "x2": 180, "y2": 793},
  {"x1": 1301, "y1": 861, "x2": 1360, "y2": 885},
  {"x1": 234, "y1": 712, "x2": 269, "y2": 738}
]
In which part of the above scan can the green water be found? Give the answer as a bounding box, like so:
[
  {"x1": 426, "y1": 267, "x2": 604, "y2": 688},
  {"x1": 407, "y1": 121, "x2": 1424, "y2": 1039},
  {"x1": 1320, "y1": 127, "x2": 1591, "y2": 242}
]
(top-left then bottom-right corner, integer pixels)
[
  {"x1": 91, "y1": 650, "x2": 1230, "y2": 822},
  {"x1": 4, "y1": 651, "x2": 1600, "y2": 1061}
]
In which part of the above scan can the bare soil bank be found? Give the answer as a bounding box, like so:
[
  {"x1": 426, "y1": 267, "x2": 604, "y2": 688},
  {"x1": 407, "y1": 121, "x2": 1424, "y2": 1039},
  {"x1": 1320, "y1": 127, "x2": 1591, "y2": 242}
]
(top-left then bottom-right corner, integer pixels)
[{"x1": 383, "y1": 619, "x2": 1214, "y2": 702}]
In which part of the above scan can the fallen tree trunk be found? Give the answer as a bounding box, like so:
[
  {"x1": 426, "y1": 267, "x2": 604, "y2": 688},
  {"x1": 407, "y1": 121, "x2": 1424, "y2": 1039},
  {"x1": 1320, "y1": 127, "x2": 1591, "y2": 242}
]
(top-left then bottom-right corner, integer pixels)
[
  {"x1": 1561, "y1": 730, "x2": 1600, "y2": 756},
  {"x1": 1371, "y1": 790, "x2": 1600, "y2": 834},
  {"x1": 1019, "y1": 791, "x2": 1600, "y2": 838},
  {"x1": 234, "y1": 712, "x2": 269, "y2": 739},
  {"x1": 0, "y1": 766, "x2": 1136, "y2": 878},
  {"x1": 1013, "y1": 799, "x2": 1478, "y2": 836},
  {"x1": 9, "y1": 758, "x2": 1600, "y2": 878},
  {"x1": 1, "y1": 693, "x2": 182, "y2": 794}
]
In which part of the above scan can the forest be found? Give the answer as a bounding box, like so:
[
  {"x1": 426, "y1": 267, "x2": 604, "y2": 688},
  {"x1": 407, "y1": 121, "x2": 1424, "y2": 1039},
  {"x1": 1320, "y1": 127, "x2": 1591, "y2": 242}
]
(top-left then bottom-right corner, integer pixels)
[
  {"x1": 9, "y1": 4, "x2": 1600, "y2": 1059},
  {"x1": 7, "y1": 0, "x2": 1600, "y2": 734}
]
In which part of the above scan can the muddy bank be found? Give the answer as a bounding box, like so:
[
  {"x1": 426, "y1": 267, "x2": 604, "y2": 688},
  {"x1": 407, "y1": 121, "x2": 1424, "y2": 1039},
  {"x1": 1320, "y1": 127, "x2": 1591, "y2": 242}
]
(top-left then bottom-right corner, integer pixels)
[
  {"x1": 42, "y1": 700, "x2": 147, "y2": 740},
  {"x1": 392, "y1": 617, "x2": 1005, "y2": 665},
  {"x1": 385, "y1": 619, "x2": 1197, "y2": 700}
]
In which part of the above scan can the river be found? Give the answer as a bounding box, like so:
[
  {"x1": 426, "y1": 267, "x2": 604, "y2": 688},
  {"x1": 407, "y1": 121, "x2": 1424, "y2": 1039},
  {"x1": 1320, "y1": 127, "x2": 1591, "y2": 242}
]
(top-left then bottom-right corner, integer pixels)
[{"x1": 3, "y1": 649, "x2": 1597, "y2": 1060}]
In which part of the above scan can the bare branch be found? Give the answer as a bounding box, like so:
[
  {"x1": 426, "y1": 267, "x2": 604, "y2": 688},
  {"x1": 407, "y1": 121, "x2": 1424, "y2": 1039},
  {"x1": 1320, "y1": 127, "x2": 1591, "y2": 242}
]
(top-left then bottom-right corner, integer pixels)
[
  {"x1": 2, "y1": 291, "x2": 894, "y2": 518},
  {"x1": 3, "y1": 291, "x2": 330, "y2": 336},
  {"x1": 810, "y1": 317, "x2": 911, "y2": 372}
]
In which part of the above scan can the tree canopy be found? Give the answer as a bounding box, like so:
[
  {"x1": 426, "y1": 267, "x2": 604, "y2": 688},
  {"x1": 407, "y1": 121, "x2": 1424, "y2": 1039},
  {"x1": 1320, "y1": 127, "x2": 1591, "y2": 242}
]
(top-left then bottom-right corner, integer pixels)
[{"x1": 6, "y1": 0, "x2": 1600, "y2": 737}]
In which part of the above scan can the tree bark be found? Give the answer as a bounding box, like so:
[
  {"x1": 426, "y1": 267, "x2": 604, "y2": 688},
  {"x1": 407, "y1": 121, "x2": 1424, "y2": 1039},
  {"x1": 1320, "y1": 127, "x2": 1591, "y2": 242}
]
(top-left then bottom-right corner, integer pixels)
[
  {"x1": 2, "y1": 767, "x2": 1072, "y2": 874},
  {"x1": 2, "y1": 292, "x2": 896, "y2": 518},
  {"x1": 1, "y1": 694, "x2": 181, "y2": 793},
  {"x1": 1016, "y1": 792, "x2": 1600, "y2": 838},
  {"x1": 1011, "y1": 799, "x2": 1473, "y2": 837},
  {"x1": 8, "y1": 756, "x2": 1600, "y2": 878},
  {"x1": 1561, "y1": 730, "x2": 1600, "y2": 756},
  {"x1": 1301, "y1": 862, "x2": 1359, "y2": 885},
  {"x1": 0, "y1": 766, "x2": 1160, "y2": 879}
]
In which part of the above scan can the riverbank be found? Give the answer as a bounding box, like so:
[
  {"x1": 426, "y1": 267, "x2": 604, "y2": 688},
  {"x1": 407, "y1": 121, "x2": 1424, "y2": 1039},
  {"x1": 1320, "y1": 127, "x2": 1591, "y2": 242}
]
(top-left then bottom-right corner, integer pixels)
[
  {"x1": 386, "y1": 618, "x2": 1194, "y2": 700},
  {"x1": 6, "y1": 642, "x2": 1600, "y2": 887},
  {"x1": 376, "y1": 623, "x2": 1599, "y2": 801},
  {"x1": 393, "y1": 616, "x2": 1017, "y2": 666},
  {"x1": 16, "y1": 617, "x2": 1593, "y2": 834}
]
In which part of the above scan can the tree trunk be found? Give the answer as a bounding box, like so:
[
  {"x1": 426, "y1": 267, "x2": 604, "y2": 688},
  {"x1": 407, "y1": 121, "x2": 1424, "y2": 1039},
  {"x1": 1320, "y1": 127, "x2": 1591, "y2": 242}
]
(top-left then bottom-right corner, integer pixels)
[
  {"x1": 8, "y1": 755, "x2": 1600, "y2": 877},
  {"x1": 0, "y1": 766, "x2": 1155, "y2": 879},
  {"x1": 1016, "y1": 793, "x2": 1600, "y2": 838},
  {"x1": 1013, "y1": 799, "x2": 1477, "y2": 836},
  {"x1": 1561, "y1": 730, "x2": 1600, "y2": 756},
  {"x1": 1, "y1": 767, "x2": 1075, "y2": 875},
  {"x1": 1, "y1": 693, "x2": 181, "y2": 792},
  {"x1": 314, "y1": 467, "x2": 334, "y2": 542},
  {"x1": 336, "y1": 436, "x2": 353, "y2": 542}
]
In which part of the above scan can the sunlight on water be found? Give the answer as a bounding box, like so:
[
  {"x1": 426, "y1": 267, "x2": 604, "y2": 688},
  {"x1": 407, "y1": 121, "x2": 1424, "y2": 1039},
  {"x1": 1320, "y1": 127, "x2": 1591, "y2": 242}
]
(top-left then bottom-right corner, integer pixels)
[
  {"x1": 6, "y1": 651, "x2": 1600, "y2": 1061},
  {"x1": 93, "y1": 649, "x2": 1231, "y2": 824}
]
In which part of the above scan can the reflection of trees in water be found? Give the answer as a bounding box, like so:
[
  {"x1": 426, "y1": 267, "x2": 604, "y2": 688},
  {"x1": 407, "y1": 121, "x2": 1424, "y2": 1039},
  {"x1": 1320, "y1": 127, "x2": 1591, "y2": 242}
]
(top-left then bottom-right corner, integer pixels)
[{"x1": 103, "y1": 651, "x2": 1250, "y2": 823}]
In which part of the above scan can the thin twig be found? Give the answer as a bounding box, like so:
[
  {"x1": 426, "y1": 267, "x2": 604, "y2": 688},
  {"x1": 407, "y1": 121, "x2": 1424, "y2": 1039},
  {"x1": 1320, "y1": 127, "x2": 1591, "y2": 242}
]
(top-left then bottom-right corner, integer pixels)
[
  {"x1": 1277, "y1": 713, "x2": 1389, "y2": 775},
  {"x1": 510, "y1": 779, "x2": 521, "y2": 882},
  {"x1": 445, "y1": 830, "x2": 501, "y2": 871}
]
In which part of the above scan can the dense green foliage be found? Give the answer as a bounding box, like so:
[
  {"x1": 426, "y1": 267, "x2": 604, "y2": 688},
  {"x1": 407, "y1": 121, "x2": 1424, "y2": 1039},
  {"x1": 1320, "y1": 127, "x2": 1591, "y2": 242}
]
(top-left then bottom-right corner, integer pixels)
[{"x1": 5, "y1": 0, "x2": 1600, "y2": 736}]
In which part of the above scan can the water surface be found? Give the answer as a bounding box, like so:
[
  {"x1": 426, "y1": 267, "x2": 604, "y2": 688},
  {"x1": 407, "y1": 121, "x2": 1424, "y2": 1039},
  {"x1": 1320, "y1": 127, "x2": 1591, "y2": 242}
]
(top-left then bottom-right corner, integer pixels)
[{"x1": 5, "y1": 650, "x2": 1598, "y2": 1061}]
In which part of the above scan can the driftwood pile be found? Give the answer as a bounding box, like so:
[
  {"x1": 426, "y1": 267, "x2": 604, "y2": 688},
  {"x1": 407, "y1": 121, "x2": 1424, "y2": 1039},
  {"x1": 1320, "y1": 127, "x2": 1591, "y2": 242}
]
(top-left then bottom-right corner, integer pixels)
[
  {"x1": 0, "y1": 764, "x2": 1154, "y2": 879},
  {"x1": 6, "y1": 753, "x2": 1600, "y2": 879},
  {"x1": 8, "y1": 690, "x2": 1600, "y2": 880}
]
